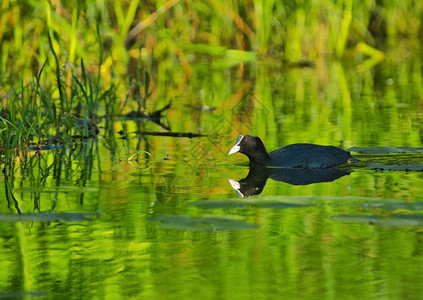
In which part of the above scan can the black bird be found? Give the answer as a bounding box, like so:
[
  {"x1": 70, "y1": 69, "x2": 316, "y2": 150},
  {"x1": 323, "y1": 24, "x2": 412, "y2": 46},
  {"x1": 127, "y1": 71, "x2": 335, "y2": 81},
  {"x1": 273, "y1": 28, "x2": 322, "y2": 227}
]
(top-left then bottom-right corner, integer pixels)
[{"x1": 229, "y1": 135, "x2": 357, "y2": 168}]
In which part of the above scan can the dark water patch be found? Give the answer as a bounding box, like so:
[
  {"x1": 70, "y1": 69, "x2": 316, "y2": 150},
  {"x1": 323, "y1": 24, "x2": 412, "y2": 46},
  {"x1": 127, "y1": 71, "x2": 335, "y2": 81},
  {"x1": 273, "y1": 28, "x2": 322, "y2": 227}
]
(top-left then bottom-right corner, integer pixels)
[
  {"x1": 365, "y1": 163, "x2": 423, "y2": 171},
  {"x1": 330, "y1": 214, "x2": 423, "y2": 227},
  {"x1": 0, "y1": 211, "x2": 97, "y2": 222},
  {"x1": 190, "y1": 196, "x2": 419, "y2": 210},
  {"x1": 149, "y1": 214, "x2": 258, "y2": 231},
  {"x1": 0, "y1": 290, "x2": 47, "y2": 298},
  {"x1": 347, "y1": 148, "x2": 423, "y2": 170},
  {"x1": 360, "y1": 201, "x2": 423, "y2": 211},
  {"x1": 189, "y1": 198, "x2": 311, "y2": 209},
  {"x1": 16, "y1": 186, "x2": 99, "y2": 193},
  {"x1": 349, "y1": 146, "x2": 423, "y2": 154}
]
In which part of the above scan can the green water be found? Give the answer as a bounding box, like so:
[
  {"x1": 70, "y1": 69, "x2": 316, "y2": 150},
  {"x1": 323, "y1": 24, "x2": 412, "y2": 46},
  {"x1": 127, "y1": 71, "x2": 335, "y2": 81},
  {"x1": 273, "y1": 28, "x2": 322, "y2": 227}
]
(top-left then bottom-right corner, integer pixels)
[{"x1": 1, "y1": 60, "x2": 423, "y2": 299}]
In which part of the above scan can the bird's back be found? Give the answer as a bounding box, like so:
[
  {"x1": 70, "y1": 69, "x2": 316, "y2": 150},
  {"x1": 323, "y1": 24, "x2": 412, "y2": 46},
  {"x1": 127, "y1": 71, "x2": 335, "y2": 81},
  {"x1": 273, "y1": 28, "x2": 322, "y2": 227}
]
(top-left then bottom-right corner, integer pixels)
[{"x1": 268, "y1": 143, "x2": 353, "y2": 168}]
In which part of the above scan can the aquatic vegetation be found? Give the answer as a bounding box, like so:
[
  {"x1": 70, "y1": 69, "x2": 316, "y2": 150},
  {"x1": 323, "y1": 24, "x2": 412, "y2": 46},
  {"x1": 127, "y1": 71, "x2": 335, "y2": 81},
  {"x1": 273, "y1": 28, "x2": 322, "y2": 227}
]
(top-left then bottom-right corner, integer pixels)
[
  {"x1": 1, "y1": 3, "x2": 423, "y2": 299},
  {"x1": 0, "y1": 1, "x2": 422, "y2": 158}
]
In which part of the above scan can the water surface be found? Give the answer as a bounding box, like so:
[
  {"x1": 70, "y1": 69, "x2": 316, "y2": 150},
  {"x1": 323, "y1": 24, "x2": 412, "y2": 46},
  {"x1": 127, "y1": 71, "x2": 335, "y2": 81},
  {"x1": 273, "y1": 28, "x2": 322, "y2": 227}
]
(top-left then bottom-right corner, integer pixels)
[{"x1": 1, "y1": 60, "x2": 423, "y2": 299}]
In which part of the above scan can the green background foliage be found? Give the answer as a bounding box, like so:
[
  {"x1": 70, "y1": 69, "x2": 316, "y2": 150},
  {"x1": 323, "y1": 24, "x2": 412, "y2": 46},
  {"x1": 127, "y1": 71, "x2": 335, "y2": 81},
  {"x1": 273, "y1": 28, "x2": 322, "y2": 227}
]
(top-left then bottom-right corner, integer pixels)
[
  {"x1": 1, "y1": 1, "x2": 422, "y2": 151},
  {"x1": 1, "y1": 2, "x2": 423, "y2": 299}
]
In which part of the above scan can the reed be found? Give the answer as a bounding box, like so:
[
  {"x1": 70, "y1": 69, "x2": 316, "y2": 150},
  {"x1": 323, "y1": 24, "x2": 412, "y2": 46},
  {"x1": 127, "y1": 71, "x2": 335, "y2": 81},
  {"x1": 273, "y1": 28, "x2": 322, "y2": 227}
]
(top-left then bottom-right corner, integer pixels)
[{"x1": 0, "y1": 0, "x2": 422, "y2": 155}]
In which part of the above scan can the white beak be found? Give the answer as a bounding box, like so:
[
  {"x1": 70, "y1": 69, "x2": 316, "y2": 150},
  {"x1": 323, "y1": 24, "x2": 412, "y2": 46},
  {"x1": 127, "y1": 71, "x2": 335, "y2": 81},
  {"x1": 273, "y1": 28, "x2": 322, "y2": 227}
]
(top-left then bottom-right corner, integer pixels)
[
  {"x1": 228, "y1": 135, "x2": 244, "y2": 155},
  {"x1": 228, "y1": 145, "x2": 240, "y2": 155}
]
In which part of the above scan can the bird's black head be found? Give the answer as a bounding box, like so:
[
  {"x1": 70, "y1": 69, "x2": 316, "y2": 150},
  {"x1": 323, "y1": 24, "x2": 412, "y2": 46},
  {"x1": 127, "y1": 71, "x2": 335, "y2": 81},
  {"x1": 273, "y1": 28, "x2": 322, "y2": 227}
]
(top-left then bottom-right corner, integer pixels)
[{"x1": 228, "y1": 135, "x2": 270, "y2": 164}]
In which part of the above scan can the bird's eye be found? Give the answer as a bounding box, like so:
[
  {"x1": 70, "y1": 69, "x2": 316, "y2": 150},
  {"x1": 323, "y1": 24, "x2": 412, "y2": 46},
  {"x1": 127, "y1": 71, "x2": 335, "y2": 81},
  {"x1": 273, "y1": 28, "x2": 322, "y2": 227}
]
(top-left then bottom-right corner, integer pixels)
[{"x1": 243, "y1": 139, "x2": 247, "y2": 143}]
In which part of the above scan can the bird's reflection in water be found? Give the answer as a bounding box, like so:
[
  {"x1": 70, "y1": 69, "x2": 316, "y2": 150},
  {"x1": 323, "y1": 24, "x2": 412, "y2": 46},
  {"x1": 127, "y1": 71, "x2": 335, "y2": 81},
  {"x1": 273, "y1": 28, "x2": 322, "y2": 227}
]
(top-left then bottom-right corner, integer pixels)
[{"x1": 229, "y1": 163, "x2": 351, "y2": 197}]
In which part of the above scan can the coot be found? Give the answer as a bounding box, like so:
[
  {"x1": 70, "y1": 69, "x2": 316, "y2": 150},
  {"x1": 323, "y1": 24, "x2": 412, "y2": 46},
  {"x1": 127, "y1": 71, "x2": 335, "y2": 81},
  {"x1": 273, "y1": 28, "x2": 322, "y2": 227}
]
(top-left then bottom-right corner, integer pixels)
[{"x1": 229, "y1": 135, "x2": 357, "y2": 168}]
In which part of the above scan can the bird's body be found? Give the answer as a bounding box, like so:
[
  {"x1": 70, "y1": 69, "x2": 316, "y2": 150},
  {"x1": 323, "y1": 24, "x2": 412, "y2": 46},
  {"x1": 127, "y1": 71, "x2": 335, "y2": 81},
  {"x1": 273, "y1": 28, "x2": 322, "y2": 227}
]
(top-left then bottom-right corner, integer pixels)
[{"x1": 229, "y1": 135, "x2": 357, "y2": 168}]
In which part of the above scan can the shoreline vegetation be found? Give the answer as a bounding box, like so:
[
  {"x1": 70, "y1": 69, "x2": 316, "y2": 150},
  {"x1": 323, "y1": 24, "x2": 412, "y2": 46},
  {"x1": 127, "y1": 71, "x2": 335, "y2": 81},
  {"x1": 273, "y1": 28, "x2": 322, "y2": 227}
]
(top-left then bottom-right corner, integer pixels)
[{"x1": 0, "y1": 1, "x2": 422, "y2": 158}]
